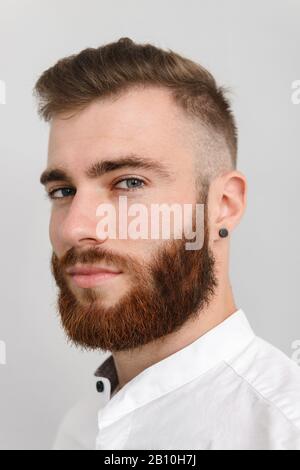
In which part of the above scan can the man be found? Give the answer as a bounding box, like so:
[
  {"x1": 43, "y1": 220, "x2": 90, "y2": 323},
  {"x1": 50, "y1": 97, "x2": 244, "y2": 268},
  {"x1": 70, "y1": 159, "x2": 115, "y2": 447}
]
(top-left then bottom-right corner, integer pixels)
[{"x1": 35, "y1": 37, "x2": 300, "y2": 450}]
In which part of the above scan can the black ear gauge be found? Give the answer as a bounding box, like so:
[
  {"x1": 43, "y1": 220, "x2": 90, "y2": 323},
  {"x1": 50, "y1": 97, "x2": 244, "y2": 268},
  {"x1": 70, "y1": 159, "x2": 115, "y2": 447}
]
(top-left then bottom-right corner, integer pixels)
[{"x1": 219, "y1": 228, "x2": 229, "y2": 238}]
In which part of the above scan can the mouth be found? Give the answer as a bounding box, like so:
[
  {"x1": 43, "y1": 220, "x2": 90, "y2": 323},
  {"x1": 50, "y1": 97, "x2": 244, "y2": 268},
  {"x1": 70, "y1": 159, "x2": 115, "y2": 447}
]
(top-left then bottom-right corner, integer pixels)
[{"x1": 66, "y1": 265, "x2": 122, "y2": 289}]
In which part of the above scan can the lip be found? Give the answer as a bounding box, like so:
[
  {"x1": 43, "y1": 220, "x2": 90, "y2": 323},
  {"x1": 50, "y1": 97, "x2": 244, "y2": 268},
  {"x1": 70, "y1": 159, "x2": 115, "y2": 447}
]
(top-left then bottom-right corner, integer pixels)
[
  {"x1": 66, "y1": 265, "x2": 121, "y2": 276},
  {"x1": 66, "y1": 265, "x2": 122, "y2": 288}
]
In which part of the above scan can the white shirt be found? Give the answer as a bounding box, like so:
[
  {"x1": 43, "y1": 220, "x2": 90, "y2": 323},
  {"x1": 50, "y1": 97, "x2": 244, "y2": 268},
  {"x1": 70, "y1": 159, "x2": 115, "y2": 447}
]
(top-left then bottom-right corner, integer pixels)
[{"x1": 53, "y1": 308, "x2": 300, "y2": 450}]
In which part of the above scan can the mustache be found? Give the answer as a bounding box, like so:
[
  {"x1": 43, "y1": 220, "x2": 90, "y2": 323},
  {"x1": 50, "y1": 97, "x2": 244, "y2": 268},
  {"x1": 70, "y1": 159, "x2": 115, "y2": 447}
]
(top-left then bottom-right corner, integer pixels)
[{"x1": 51, "y1": 246, "x2": 135, "y2": 273}]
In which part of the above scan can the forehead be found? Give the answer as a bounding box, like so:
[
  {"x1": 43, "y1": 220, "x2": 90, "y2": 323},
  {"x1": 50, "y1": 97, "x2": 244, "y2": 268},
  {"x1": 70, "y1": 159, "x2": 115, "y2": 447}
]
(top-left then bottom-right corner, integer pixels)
[{"x1": 48, "y1": 86, "x2": 197, "y2": 171}]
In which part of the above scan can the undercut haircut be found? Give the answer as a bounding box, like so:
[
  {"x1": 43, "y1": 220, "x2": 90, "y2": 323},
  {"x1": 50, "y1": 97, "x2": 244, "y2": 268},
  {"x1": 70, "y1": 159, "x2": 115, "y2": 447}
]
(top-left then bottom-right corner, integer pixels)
[{"x1": 34, "y1": 37, "x2": 238, "y2": 193}]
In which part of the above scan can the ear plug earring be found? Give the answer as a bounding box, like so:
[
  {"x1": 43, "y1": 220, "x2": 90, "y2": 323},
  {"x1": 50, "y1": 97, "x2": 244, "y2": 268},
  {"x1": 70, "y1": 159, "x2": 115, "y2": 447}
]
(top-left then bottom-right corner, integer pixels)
[{"x1": 219, "y1": 228, "x2": 229, "y2": 238}]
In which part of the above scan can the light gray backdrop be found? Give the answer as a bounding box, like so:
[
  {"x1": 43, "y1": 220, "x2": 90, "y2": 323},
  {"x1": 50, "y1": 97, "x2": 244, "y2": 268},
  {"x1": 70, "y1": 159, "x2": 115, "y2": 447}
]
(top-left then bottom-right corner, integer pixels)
[{"x1": 0, "y1": 0, "x2": 299, "y2": 450}]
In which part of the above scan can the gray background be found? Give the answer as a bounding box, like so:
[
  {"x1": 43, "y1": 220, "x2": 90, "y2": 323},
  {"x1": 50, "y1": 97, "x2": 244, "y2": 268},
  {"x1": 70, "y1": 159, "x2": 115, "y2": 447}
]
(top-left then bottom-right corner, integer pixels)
[{"x1": 0, "y1": 0, "x2": 299, "y2": 450}]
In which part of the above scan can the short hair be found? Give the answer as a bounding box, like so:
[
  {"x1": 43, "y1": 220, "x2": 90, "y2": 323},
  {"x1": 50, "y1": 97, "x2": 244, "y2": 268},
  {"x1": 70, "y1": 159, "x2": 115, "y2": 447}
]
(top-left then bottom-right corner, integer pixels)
[{"x1": 34, "y1": 37, "x2": 238, "y2": 189}]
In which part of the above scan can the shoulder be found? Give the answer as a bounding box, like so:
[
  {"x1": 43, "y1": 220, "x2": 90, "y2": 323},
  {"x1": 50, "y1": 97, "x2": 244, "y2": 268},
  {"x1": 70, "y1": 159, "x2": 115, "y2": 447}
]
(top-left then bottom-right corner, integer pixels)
[{"x1": 227, "y1": 335, "x2": 300, "y2": 435}]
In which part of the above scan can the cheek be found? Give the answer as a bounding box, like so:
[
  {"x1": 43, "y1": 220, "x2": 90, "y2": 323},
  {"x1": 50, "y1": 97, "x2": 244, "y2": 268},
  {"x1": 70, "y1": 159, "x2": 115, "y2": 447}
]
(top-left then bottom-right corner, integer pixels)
[
  {"x1": 49, "y1": 211, "x2": 64, "y2": 255},
  {"x1": 110, "y1": 237, "x2": 157, "y2": 264}
]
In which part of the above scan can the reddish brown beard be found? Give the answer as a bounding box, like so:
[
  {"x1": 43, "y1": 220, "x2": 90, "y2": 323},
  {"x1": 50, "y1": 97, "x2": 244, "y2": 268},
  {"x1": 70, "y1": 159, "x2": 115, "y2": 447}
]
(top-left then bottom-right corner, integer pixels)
[{"x1": 51, "y1": 218, "x2": 217, "y2": 353}]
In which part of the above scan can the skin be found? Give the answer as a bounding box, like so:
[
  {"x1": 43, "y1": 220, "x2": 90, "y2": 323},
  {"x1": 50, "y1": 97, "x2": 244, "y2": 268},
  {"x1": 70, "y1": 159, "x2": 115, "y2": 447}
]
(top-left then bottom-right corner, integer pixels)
[{"x1": 41, "y1": 85, "x2": 247, "y2": 389}]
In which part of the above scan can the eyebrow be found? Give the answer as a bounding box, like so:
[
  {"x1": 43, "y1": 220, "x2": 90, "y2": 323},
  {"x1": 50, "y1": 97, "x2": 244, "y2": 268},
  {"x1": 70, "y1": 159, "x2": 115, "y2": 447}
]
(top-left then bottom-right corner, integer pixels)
[{"x1": 40, "y1": 154, "x2": 173, "y2": 186}]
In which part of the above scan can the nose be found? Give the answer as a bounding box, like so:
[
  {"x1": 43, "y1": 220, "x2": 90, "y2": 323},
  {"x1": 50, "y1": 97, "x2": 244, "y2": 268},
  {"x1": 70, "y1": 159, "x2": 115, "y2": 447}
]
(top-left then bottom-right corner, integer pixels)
[{"x1": 59, "y1": 190, "x2": 108, "y2": 249}]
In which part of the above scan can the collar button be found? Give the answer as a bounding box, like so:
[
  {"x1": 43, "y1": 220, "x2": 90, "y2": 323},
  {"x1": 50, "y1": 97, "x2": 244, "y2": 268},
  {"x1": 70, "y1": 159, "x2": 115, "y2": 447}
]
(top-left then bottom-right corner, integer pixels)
[{"x1": 96, "y1": 380, "x2": 104, "y2": 393}]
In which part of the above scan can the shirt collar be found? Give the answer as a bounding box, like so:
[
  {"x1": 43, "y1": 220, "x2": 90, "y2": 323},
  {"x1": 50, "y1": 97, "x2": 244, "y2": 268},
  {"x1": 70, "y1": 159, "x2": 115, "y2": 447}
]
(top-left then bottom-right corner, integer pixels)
[
  {"x1": 94, "y1": 308, "x2": 255, "y2": 427},
  {"x1": 95, "y1": 354, "x2": 119, "y2": 394}
]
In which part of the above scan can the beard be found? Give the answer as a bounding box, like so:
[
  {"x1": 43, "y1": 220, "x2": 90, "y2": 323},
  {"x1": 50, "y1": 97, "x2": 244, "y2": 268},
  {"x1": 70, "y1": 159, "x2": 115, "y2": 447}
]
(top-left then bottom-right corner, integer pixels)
[{"x1": 51, "y1": 203, "x2": 218, "y2": 353}]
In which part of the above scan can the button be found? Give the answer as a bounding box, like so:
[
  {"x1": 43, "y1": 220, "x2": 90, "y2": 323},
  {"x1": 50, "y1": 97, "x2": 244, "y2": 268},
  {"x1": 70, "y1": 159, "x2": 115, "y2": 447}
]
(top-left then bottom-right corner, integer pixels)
[{"x1": 96, "y1": 380, "x2": 104, "y2": 393}]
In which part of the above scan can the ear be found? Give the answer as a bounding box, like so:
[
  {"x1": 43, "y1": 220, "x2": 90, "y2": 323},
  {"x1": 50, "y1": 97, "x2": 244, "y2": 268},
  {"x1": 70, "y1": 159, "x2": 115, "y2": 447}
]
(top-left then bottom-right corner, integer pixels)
[{"x1": 209, "y1": 170, "x2": 247, "y2": 241}]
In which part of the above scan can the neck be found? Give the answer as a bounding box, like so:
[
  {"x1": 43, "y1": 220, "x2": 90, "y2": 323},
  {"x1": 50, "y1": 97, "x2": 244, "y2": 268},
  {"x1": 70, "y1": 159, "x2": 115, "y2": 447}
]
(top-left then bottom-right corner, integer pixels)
[{"x1": 112, "y1": 275, "x2": 237, "y2": 390}]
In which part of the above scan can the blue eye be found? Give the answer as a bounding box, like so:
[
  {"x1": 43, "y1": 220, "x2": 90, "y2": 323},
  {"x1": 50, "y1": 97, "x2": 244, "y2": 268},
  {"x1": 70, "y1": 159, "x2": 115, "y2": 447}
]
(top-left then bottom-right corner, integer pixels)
[
  {"x1": 48, "y1": 187, "x2": 76, "y2": 200},
  {"x1": 114, "y1": 178, "x2": 145, "y2": 191}
]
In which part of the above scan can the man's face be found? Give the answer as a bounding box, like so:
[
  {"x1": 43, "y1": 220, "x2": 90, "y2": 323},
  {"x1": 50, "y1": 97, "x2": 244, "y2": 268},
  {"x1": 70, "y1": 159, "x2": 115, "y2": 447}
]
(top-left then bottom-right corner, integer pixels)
[{"x1": 43, "y1": 86, "x2": 217, "y2": 352}]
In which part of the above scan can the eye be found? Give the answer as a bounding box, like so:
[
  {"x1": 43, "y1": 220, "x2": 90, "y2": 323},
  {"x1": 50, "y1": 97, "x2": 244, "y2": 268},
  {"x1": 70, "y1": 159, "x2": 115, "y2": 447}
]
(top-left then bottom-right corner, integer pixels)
[
  {"x1": 114, "y1": 177, "x2": 145, "y2": 191},
  {"x1": 47, "y1": 187, "x2": 76, "y2": 200}
]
